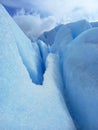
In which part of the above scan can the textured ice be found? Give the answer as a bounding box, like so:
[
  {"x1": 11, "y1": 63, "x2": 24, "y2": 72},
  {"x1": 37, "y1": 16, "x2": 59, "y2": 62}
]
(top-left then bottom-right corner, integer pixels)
[
  {"x1": 0, "y1": 4, "x2": 76, "y2": 130},
  {"x1": 65, "y1": 20, "x2": 92, "y2": 38},
  {"x1": 63, "y1": 28, "x2": 98, "y2": 130},
  {"x1": 39, "y1": 21, "x2": 98, "y2": 130},
  {"x1": 39, "y1": 24, "x2": 63, "y2": 45},
  {"x1": 50, "y1": 20, "x2": 98, "y2": 130},
  {"x1": 1, "y1": 2, "x2": 98, "y2": 130},
  {"x1": 91, "y1": 22, "x2": 98, "y2": 27},
  {"x1": 52, "y1": 20, "x2": 92, "y2": 53},
  {"x1": 0, "y1": 4, "x2": 43, "y2": 84},
  {"x1": 51, "y1": 25, "x2": 73, "y2": 53}
]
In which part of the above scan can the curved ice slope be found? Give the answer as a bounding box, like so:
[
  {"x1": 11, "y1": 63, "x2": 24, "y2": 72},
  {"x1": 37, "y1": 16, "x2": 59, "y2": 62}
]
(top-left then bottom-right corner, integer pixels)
[{"x1": 63, "y1": 28, "x2": 98, "y2": 130}]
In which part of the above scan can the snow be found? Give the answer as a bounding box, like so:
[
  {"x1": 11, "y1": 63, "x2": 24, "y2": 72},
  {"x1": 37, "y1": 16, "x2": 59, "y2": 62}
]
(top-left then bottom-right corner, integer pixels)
[
  {"x1": 0, "y1": 4, "x2": 76, "y2": 130},
  {"x1": 63, "y1": 28, "x2": 98, "y2": 130}
]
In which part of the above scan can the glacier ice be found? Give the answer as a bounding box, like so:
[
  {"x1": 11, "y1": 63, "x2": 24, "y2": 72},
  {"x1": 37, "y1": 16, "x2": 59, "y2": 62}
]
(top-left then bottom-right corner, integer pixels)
[
  {"x1": 37, "y1": 40, "x2": 49, "y2": 69},
  {"x1": 91, "y1": 22, "x2": 98, "y2": 27},
  {"x1": 50, "y1": 19, "x2": 98, "y2": 130},
  {"x1": 1, "y1": 2, "x2": 98, "y2": 130},
  {"x1": 39, "y1": 24, "x2": 63, "y2": 45},
  {"x1": 63, "y1": 28, "x2": 98, "y2": 130},
  {"x1": 0, "y1": 4, "x2": 76, "y2": 130},
  {"x1": 51, "y1": 20, "x2": 92, "y2": 53},
  {"x1": 0, "y1": 4, "x2": 44, "y2": 85}
]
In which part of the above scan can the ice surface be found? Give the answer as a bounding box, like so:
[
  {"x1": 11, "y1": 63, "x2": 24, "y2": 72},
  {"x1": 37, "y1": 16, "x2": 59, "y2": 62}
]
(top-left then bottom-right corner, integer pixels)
[
  {"x1": 65, "y1": 20, "x2": 92, "y2": 38},
  {"x1": 39, "y1": 24, "x2": 63, "y2": 45},
  {"x1": 0, "y1": 4, "x2": 76, "y2": 130},
  {"x1": 63, "y1": 28, "x2": 98, "y2": 130},
  {"x1": 51, "y1": 25, "x2": 73, "y2": 53},
  {"x1": 2, "y1": 2, "x2": 98, "y2": 130},
  {"x1": 52, "y1": 20, "x2": 92, "y2": 53},
  {"x1": 37, "y1": 40, "x2": 49, "y2": 67},
  {"x1": 91, "y1": 22, "x2": 98, "y2": 27},
  {"x1": 0, "y1": 4, "x2": 43, "y2": 84}
]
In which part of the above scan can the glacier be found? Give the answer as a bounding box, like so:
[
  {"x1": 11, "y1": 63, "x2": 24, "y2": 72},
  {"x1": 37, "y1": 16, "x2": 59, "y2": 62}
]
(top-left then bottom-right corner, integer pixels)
[
  {"x1": 39, "y1": 19, "x2": 98, "y2": 129},
  {"x1": 0, "y1": 4, "x2": 76, "y2": 130},
  {"x1": 0, "y1": 3, "x2": 98, "y2": 130}
]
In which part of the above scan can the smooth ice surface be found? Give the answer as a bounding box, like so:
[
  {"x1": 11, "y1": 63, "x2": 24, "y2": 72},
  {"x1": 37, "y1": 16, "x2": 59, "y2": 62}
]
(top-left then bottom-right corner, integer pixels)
[
  {"x1": 0, "y1": 4, "x2": 76, "y2": 130},
  {"x1": 63, "y1": 28, "x2": 98, "y2": 130}
]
